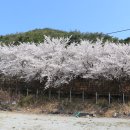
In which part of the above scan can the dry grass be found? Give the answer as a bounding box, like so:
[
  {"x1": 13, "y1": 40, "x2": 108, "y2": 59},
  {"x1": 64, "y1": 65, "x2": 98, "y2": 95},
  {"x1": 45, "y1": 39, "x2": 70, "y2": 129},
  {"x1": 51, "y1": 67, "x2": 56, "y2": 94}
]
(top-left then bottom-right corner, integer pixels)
[
  {"x1": 0, "y1": 90, "x2": 10, "y2": 102},
  {"x1": 1, "y1": 92, "x2": 130, "y2": 118}
]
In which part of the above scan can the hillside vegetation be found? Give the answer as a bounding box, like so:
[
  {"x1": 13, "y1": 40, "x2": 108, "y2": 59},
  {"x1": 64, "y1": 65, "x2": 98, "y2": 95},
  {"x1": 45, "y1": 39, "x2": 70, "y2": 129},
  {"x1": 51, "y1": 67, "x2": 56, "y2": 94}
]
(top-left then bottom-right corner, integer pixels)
[{"x1": 1, "y1": 28, "x2": 129, "y2": 45}]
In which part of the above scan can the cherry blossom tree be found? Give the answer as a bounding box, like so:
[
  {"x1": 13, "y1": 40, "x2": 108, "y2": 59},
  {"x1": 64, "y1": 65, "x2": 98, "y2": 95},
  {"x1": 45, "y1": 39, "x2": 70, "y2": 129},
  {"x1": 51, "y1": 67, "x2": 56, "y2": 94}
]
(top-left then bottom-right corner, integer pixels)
[{"x1": 0, "y1": 36, "x2": 130, "y2": 89}]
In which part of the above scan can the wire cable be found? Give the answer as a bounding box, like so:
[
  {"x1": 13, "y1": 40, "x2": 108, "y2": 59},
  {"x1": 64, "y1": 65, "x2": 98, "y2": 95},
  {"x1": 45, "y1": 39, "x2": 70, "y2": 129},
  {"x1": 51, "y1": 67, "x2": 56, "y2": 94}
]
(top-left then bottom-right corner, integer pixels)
[{"x1": 107, "y1": 29, "x2": 130, "y2": 35}]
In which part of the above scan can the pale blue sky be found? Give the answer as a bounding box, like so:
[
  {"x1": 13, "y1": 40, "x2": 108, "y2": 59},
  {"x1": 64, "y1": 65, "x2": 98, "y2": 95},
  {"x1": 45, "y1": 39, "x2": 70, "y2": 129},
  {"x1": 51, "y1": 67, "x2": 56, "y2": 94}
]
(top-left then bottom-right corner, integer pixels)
[{"x1": 0, "y1": 0, "x2": 130, "y2": 39}]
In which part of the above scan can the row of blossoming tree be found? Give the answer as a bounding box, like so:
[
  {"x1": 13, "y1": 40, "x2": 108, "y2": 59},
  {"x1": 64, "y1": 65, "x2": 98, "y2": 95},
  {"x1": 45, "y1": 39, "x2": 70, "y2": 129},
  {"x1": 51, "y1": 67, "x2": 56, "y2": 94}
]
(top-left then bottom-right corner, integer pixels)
[{"x1": 0, "y1": 36, "x2": 130, "y2": 93}]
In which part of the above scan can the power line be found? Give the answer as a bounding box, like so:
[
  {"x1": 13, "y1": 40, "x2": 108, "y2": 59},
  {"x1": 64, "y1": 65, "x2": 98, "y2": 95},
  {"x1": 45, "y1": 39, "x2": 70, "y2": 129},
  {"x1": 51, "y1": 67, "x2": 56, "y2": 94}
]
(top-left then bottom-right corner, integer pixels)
[{"x1": 107, "y1": 28, "x2": 130, "y2": 35}]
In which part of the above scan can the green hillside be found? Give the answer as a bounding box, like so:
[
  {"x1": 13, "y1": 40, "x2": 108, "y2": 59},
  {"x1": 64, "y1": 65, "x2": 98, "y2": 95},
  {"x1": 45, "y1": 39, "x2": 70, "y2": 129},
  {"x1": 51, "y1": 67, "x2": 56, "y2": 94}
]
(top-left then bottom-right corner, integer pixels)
[{"x1": 0, "y1": 28, "x2": 129, "y2": 45}]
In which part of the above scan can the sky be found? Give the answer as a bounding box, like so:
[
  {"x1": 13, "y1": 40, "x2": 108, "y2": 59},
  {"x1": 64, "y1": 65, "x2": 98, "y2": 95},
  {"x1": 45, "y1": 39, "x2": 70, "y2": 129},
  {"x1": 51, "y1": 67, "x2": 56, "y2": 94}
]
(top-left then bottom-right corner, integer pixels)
[{"x1": 0, "y1": 0, "x2": 130, "y2": 39}]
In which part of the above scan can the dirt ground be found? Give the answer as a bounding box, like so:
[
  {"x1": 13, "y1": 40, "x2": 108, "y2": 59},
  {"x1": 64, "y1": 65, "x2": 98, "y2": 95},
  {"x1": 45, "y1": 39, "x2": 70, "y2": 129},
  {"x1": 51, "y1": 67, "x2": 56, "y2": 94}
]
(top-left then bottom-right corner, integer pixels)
[{"x1": 0, "y1": 111, "x2": 130, "y2": 130}]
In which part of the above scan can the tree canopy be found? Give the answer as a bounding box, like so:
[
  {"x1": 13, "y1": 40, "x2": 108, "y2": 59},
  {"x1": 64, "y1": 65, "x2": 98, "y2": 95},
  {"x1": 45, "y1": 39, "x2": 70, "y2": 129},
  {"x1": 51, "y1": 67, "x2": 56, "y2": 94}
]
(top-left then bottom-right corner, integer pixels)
[{"x1": 0, "y1": 36, "x2": 130, "y2": 89}]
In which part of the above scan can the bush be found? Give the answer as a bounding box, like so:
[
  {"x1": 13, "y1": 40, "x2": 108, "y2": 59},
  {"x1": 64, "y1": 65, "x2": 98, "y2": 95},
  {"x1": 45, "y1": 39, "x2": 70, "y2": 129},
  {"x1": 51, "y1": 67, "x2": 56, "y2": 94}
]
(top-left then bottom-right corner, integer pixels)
[
  {"x1": 97, "y1": 99, "x2": 109, "y2": 108},
  {"x1": 18, "y1": 95, "x2": 34, "y2": 107}
]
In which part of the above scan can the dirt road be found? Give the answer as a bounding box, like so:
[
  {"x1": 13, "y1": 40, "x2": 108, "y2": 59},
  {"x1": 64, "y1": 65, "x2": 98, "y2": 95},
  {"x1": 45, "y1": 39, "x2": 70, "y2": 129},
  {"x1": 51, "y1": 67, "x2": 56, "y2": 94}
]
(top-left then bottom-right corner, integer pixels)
[{"x1": 0, "y1": 111, "x2": 130, "y2": 130}]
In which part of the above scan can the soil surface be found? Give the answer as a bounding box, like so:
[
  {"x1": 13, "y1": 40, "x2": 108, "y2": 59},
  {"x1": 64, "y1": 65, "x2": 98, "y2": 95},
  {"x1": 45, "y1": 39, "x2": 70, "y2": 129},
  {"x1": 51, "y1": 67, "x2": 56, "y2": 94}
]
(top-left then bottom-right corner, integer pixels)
[{"x1": 0, "y1": 111, "x2": 130, "y2": 130}]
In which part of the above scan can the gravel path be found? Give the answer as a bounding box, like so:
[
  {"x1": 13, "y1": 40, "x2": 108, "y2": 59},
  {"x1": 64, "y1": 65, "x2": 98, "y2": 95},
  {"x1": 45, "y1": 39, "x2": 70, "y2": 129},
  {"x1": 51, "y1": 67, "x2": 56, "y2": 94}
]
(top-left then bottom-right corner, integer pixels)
[{"x1": 0, "y1": 111, "x2": 130, "y2": 130}]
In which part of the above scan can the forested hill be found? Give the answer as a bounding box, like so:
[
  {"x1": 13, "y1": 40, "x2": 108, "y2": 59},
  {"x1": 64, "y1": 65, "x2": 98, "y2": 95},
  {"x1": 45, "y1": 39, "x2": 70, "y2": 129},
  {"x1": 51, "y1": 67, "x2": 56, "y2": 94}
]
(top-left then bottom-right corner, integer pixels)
[{"x1": 0, "y1": 28, "x2": 130, "y2": 45}]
